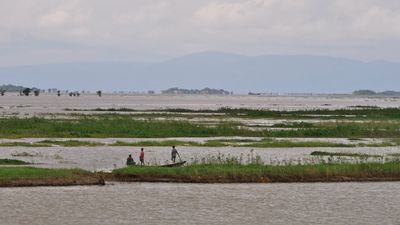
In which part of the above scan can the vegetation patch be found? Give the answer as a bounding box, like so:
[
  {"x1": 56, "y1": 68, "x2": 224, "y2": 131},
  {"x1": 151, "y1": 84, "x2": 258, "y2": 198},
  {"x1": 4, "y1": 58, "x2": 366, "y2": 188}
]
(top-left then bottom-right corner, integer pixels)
[
  {"x1": 0, "y1": 167, "x2": 104, "y2": 187},
  {"x1": 245, "y1": 139, "x2": 355, "y2": 148},
  {"x1": 0, "y1": 159, "x2": 30, "y2": 165},
  {"x1": 310, "y1": 151, "x2": 382, "y2": 158},
  {"x1": 11, "y1": 152, "x2": 41, "y2": 157},
  {"x1": 2, "y1": 108, "x2": 400, "y2": 138},
  {"x1": 110, "y1": 162, "x2": 400, "y2": 183}
]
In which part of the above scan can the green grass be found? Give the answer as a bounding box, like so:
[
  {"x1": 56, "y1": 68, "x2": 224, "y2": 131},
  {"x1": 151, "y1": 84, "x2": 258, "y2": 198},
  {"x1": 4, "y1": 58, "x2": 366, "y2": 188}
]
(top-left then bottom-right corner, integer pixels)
[
  {"x1": 310, "y1": 151, "x2": 382, "y2": 158},
  {"x1": 1, "y1": 108, "x2": 400, "y2": 138},
  {"x1": 67, "y1": 107, "x2": 400, "y2": 120},
  {"x1": 0, "y1": 117, "x2": 256, "y2": 138},
  {"x1": 153, "y1": 107, "x2": 400, "y2": 120},
  {"x1": 0, "y1": 167, "x2": 90, "y2": 178},
  {"x1": 111, "y1": 162, "x2": 400, "y2": 182},
  {"x1": 0, "y1": 159, "x2": 30, "y2": 165},
  {"x1": 0, "y1": 167, "x2": 104, "y2": 187}
]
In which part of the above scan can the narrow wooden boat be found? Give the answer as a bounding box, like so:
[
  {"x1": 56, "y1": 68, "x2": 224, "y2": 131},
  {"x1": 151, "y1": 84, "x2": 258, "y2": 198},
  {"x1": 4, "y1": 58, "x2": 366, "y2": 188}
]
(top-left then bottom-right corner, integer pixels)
[{"x1": 160, "y1": 161, "x2": 186, "y2": 167}]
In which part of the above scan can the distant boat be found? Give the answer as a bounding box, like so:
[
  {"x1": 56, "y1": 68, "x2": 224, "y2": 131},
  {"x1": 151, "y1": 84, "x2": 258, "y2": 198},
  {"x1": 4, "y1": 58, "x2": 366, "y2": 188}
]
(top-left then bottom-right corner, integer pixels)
[
  {"x1": 160, "y1": 161, "x2": 186, "y2": 167},
  {"x1": 126, "y1": 161, "x2": 186, "y2": 167}
]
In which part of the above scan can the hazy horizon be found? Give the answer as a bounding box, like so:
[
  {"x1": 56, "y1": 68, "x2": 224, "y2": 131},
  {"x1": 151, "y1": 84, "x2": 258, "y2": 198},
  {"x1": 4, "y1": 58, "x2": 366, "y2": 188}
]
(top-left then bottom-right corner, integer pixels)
[
  {"x1": 1, "y1": 1, "x2": 400, "y2": 93},
  {"x1": 2, "y1": 1, "x2": 400, "y2": 66}
]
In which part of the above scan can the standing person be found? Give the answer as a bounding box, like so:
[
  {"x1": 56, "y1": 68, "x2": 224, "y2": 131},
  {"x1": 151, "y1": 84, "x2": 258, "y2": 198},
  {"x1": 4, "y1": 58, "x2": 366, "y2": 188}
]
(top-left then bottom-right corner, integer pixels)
[
  {"x1": 171, "y1": 146, "x2": 179, "y2": 163},
  {"x1": 139, "y1": 148, "x2": 145, "y2": 166}
]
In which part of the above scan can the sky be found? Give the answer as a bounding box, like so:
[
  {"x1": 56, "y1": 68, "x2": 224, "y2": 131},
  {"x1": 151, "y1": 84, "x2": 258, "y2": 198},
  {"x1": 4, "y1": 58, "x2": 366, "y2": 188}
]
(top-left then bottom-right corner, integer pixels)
[{"x1": 1, "y1": 0, "x2": 400, "y2": 66}]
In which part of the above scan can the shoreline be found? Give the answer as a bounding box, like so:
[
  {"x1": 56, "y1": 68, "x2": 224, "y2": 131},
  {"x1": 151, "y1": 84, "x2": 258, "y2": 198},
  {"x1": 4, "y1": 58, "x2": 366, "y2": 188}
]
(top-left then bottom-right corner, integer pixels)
[
  {"x1": 0, "y1": 177, "x2": 105, "y2": 187},
  {"x1": 106, "y1": 176, "x2": 400, "y2": 184},
  {"x1": 3, "y1": 175, "x2": 400, "y2": 188}
]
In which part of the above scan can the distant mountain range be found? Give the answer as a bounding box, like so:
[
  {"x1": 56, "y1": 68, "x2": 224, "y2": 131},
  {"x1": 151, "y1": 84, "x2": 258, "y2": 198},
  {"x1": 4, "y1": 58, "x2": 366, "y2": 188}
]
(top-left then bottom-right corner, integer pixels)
[{"x1": 0, "y1": 52, "x2": 400, "y2": 93}]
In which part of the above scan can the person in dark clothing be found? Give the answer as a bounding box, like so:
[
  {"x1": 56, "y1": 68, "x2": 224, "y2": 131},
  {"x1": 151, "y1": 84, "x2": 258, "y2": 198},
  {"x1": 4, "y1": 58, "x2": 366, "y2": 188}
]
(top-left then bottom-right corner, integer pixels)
[
  {"x1": 126, "y1": 154, "x2": 135, "y2": 166},
  {"x1": 171, "y1": 146, "x2": 179, "y2": 163}
]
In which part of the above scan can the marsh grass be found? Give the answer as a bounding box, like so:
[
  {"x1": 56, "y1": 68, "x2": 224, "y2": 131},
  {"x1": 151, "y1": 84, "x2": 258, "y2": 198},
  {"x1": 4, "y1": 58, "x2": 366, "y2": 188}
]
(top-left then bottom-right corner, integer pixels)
[
  {"x1": 11, "y1": 152, "x2": 41, "y2": 157},
  {"x1": 245, "y1": 139, "x2": 355, "y2": 148},
  {"x1": 1, "y1": 108, "x2": 400, "y2": 138},
  {"x1": 66, "y1": 107, "x2": 400, "y2": 120},
  {"x1": 0, "y1": 167, "x2": 104, "y2": 187},
  {"x1": 149, "y1": 107, "x2": 400, "y2": 120},
  {"x1": 111, "y1": 139, "x2": 356, "y2": 148},
  {"x1": 0, "y1": 117, "x2": 254, "y2": 138},
  {"x1": 310, "y1": 151, "x2": 382, "y2": 158},
  {"x1": 0, "y1": 159, "x2": 30, "y2": 165},
  {"x1": 0, "y1": 167, "x2": 89, "y2": 178},
  {"x1": 111, "y1": 161, "x2": 400, "y2": 183}
]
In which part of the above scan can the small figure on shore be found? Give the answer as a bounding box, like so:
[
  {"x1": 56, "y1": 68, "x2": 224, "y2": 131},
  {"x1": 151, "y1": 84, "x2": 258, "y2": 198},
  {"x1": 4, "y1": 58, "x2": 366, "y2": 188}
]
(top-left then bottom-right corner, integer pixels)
[
  {"x1": 126, "y1": 154, "x2": 135, "y2": 166},
  {"x1": 171, "y1": 146, "x2": 179, "y2": 163},
  {"x1": 139, "y1": 148, "x2": 145, "y2": 166}
]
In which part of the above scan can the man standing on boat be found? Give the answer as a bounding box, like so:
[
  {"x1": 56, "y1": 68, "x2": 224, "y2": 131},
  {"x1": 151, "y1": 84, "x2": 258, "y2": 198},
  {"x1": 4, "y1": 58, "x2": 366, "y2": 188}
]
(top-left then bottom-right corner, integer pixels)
[
  {"x1": 139, "y1": 148, "x2": 145, "y2": 166},
  {"x1": 171, "y1": 146, "x2": 179, "y2": 163}
]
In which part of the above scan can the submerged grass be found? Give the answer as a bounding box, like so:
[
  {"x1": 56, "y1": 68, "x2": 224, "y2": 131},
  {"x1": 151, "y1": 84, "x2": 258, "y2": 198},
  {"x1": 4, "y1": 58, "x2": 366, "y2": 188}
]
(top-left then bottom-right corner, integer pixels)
[
  {"x1": 310, "y1": 151, "x2": 382, "y2": 158},
  {"x1": 245, "y1": 139, "x2": 355, "y2": 148},
  {"x1": 0, "y1": 159, "x2": 30, "y2": 165},
  {"x1": 144, "y1": 107, "x2": 400, "y2": 120},
  {"x1": 69, "y1": 107, "x2": 400, "y2": 119}
]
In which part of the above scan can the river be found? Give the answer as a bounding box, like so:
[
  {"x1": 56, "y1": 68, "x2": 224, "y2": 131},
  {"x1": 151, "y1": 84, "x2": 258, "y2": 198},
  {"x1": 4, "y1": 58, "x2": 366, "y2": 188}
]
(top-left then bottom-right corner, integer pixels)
[{"x1": 1, "y1": 182, "x2": 400, "y2": 225}]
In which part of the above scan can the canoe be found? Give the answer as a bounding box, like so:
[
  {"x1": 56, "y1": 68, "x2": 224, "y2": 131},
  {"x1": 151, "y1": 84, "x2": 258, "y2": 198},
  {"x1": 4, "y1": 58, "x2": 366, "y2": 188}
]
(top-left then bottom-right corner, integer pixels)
[{"x1": 160, "y1": 161, "x2": 186, "y2": 167}]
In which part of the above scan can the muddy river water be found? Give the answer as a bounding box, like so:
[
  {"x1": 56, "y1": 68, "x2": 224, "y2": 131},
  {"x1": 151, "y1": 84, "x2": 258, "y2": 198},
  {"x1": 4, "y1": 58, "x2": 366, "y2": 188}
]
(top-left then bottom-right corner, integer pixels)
[{"x1": 1, "y1": 182, "x2": 400, "y2": 225}]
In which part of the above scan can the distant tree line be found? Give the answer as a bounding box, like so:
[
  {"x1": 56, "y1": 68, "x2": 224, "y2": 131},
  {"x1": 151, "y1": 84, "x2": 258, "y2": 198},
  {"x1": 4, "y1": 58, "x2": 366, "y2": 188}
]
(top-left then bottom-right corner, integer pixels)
[
  {"x1": 0, "y1": 84, "x2": 29, "y2": 92},
  {"x1": 353, "y1": 90, "x2": 400, "y2": 96},
  {"x1": 161, "y1": 88, "x2": 232, "y2": 95}
]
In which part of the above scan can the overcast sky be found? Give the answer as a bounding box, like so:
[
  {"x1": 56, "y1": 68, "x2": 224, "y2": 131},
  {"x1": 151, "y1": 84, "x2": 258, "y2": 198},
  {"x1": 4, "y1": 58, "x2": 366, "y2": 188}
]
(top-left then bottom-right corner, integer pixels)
[{"x1": 1, "y1": 0, "x2": 400, "y2": 66}]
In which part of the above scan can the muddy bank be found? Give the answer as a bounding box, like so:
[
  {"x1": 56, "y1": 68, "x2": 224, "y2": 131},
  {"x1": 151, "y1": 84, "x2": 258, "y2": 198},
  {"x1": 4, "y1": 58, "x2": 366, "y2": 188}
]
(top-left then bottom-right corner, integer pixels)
[
  {"x1": 108, "y1": 175, "x2": 400, "y2": 183},
  {"x1": 0, "y1": 167, "x2": 105, "y2": 187},
  {"x1": 0, "y1": 177, "x2": 105, "y2": 187}
]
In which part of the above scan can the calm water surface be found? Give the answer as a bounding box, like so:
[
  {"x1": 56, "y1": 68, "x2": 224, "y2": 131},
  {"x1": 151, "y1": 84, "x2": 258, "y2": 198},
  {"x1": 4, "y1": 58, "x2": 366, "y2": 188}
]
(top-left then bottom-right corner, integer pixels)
[{"x1": 1, "y1": 182, "x2": 400, "y2": 225}]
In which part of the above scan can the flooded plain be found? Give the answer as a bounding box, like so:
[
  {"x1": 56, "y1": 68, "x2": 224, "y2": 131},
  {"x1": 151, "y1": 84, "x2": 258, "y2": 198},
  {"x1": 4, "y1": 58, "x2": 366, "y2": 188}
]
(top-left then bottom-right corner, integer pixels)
[
  {"x1": 1, "y1": 94, "x2": 399, "y2": 116},
  {"x1": 2, "y1": 182, "x2": 400, "y2": 225},
  {"x1": 2, "y1": 94, "x2": 400, "y2": 224}
]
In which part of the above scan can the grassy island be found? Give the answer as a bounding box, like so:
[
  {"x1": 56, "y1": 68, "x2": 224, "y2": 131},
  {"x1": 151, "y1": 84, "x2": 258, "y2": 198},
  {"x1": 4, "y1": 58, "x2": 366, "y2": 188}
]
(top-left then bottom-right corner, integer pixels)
[
  {"x1": 2, "y1": 162, "x2": 400, "y2": 187},
  {"x1": 110, "y1": 162, "x2": 400, "y2": 183},
  {"x1": 0, "y1": 167, "x2": 105, "y2": 187}
]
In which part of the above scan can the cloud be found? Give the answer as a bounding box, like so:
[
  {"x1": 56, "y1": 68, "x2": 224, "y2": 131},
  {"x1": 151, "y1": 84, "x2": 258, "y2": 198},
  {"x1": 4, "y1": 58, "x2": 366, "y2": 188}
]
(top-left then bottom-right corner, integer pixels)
[{"x1": 1, "y1": 0, "x2": 400, "y2": 66}]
